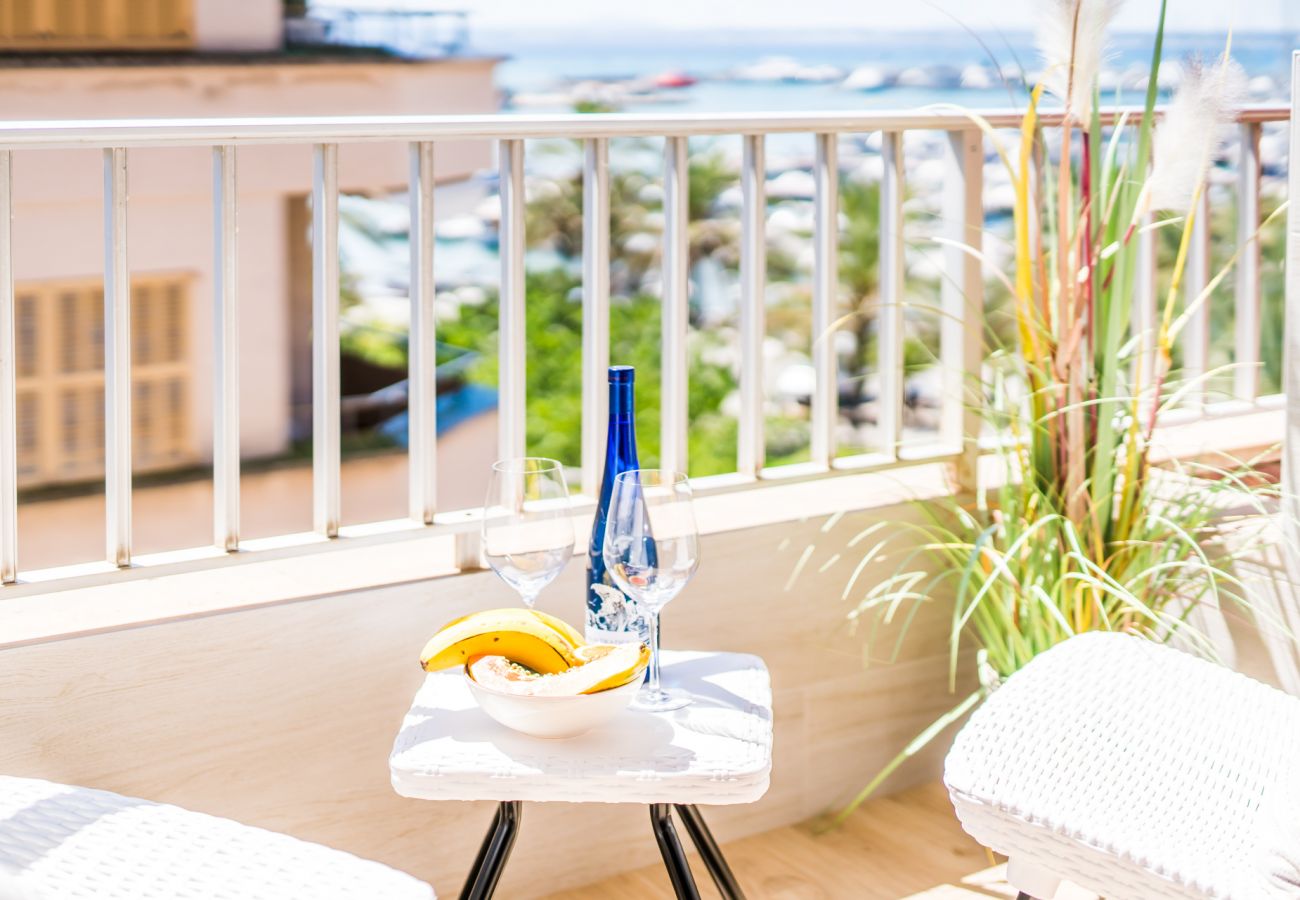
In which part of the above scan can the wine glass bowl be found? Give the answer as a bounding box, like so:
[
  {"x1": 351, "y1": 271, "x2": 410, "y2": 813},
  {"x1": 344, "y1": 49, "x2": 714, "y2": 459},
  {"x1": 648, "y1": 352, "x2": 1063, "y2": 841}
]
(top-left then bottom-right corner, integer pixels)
[
  {"x1": 482, "y1": 458, "x2": 574, "y2": 608},
  {"x1": 602, "y1": 469, "x2": 699, "y2": 711}
]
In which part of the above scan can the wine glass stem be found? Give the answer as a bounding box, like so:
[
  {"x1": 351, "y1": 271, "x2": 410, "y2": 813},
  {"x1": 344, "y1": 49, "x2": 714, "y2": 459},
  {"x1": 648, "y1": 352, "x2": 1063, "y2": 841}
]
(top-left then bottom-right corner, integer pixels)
[{"x1": 645, "y1": 611, "x2": 662, "y2": 695}]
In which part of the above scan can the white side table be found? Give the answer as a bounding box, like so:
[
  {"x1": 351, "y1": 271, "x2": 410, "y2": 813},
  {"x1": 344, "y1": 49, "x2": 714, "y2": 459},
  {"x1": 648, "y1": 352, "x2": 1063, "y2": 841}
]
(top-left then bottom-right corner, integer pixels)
[{"x1": 390, "y1": 650, "x2": 773, "y2": 900}]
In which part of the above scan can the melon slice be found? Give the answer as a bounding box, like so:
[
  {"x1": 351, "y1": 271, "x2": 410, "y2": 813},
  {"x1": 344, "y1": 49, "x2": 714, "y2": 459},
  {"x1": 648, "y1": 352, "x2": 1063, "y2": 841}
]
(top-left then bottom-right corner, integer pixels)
[{"x1": 469, "y1": 643, "x2": 649, "y2": 696}]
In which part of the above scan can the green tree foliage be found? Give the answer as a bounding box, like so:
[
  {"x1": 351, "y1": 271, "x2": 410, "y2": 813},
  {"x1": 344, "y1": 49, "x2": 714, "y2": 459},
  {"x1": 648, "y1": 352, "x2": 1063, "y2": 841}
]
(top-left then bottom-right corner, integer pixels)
[{"x1": 439, "y1": 269, "x2": 741, "y2": 477}]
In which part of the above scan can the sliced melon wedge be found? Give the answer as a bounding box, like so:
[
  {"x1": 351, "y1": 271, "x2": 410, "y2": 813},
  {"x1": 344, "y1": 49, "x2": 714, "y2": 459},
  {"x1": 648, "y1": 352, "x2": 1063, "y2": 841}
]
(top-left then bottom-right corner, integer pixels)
[{"x1": 469, "y1": 643, "x2": 649, "y2": 697}]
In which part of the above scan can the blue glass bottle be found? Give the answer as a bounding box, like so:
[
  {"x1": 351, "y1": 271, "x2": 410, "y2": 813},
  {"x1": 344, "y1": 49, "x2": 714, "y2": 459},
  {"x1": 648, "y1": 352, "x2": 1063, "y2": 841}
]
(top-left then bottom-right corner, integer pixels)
[{"x1": 587, "y1": 366, "x2": 645, "y2": 644}]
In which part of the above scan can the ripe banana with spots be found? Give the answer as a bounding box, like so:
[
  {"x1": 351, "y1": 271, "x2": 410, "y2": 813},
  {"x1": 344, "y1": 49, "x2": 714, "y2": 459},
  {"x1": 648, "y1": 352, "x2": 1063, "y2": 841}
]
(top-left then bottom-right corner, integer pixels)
[
  {"x1": 419, "y1": 608, "x2": 581, "y2": 674},
  {"x1": 524, "y1": 609, "x2": 585, "y2": 649}
]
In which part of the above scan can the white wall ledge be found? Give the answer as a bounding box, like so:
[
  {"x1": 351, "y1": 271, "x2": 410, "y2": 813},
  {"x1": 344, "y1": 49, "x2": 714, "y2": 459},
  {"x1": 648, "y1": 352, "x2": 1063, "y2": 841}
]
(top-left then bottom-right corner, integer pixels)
[
  {"x1": 0, "y1": 462, "x2": 959, "y2": 649},
  {"x1": 0, "y1": 401, "x2": 1282, "y2": 650}
]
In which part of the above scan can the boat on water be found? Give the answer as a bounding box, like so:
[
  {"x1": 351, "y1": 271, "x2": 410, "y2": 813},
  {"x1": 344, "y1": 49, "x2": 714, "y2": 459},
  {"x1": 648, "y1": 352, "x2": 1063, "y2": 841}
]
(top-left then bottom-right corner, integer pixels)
[
  {"x1": 731, "y1": 56, "x2": 844, "y2": 83},
  {"x1": 654, "y1": 70, "x2": 697, "y2": 88},
  {"x1": 841, "y1": 65, "x2": 891, "y2": 92}
]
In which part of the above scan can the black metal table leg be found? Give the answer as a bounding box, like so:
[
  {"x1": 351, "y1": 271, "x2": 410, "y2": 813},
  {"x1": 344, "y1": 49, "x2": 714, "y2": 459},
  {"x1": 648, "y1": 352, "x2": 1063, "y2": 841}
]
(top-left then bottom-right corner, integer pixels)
[
  {"x1": 673, "y1": 804, "x2": 745, "y2": 899},
  {"x1": 459, "y1": 801, "x2": 522, "y2": 900},
  {"x1": 650, "y1": 803, "x2": 702, "y2": 900},
  {"x1": 1015, "y1": 893, "x2": 1034, "y2": 900},
  {"x1": 456, "y1": 801, "x2": 745, "y2": 900},
  {"x1": 461, "y1": 804, "x2": 501, "y2": 891}
]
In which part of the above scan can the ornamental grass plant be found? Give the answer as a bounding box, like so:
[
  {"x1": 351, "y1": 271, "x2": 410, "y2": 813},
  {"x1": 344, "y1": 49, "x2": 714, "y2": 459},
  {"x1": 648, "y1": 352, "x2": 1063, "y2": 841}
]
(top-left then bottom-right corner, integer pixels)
[{"x1": 838, "y1": 0, "x2": 1290, "y2": 821}]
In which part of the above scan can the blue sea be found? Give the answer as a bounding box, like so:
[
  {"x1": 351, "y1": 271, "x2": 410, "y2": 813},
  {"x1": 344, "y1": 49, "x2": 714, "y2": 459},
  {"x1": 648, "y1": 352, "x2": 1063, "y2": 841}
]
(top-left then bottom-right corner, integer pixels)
[
  {"x1": 343, "y1": 27, "x2": 1299, "y2": 306},
  {"x1": 478, "y1": 28, "x2": 1298, "y2": 114}
]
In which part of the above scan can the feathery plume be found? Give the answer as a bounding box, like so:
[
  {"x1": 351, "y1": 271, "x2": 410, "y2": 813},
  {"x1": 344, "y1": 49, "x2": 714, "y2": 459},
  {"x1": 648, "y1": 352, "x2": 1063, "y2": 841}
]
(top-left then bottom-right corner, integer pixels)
[
  {"x1": 1147, "y1": 56, "x2": 1247, "y2": 211},
  {"x1": 1035, "y1": 0, "x2": 1123, "y2": 123}
]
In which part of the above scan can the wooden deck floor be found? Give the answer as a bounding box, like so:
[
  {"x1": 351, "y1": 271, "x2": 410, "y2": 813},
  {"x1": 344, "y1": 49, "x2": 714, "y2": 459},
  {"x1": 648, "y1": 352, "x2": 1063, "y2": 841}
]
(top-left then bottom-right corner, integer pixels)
[{"x1": 543, "y1": 782, "x2": 1021, "y2": 900}]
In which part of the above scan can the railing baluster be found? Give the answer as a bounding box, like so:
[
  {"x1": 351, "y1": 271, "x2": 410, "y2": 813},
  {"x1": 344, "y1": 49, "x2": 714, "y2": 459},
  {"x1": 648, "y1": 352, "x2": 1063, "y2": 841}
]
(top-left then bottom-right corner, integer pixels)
[
  {"x1": 0, "y1": 151, "x2": 14, "y2": 583},
  {"x1": 103, "y1": 147, "x2": 131, "y2": 567},
  {"x1": 212, "y1": 145, "x2": 239, "y2": 551},
  {"x1": 1182, "y1": 187, "x2": 1211, "y2": 410},
  {"x1": 498, "y1": 138, "x2": 527, "y2": 462},
  {"x1": 941, "y1": 129, "x2": 984, "y2": 489},
  {"x1": 311, "y1": 143, "x2": 341, "y2": 537},
  {"x1": 408, "y1": 141, "x2": 437, "y2": 523},
  {"x1": 581, "y1": 137, "x2": 610, "y2": 497},
  {"x1": 877, "y1": 131, "x2": 905, "y2": 458},
  {"x1": 661, "y1": 135, "x2": 689, "y2": 475},
  {"x1": 811, "y1": 133, "x2": 838, "y2": 468},
  {"x1": 1234, "y1": 121, "x2": 1262, "y2": 402},
  {"x1": 1286, "y1": 54, "x2": 1300, "y2": 536},
  {"x1": 738, "y1": 133, "x2": 766, "y2": 478}
]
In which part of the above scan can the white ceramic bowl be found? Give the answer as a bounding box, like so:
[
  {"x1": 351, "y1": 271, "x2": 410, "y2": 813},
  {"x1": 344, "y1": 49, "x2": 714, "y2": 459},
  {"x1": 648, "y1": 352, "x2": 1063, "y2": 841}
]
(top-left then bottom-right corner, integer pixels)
[{"x1": 465, "y1": 672, "x2": 641, "y2": 739}]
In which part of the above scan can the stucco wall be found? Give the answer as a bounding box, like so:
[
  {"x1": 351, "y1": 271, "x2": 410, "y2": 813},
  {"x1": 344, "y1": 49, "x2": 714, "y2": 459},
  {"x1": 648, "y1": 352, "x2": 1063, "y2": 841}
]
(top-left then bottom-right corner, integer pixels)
[
  {"x1": 0, "y1": 58, "x2": 499, "y2": 464},
  {"x1": 12, "y1": 177, "x2": 290, "y2": 460},
  {"x1": 194, "y1": 0, "x2": 283, "y2": 52}
]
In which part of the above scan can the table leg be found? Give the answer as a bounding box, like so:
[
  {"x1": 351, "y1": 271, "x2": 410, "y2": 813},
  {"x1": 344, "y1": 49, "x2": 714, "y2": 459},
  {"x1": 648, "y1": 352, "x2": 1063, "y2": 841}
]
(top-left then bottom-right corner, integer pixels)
[
  {"x1": 459, "y1": 801, "x2": 522, "y2": 900},
  {"x1": 462, "y1": 805, "x2": 501, "y2": 891},
  {"x1": 673, "y1": 804, "x2": 746, "y2": 899},
  {"x1": 649, "y1": 803, "x2": 701, "y2": 900}
]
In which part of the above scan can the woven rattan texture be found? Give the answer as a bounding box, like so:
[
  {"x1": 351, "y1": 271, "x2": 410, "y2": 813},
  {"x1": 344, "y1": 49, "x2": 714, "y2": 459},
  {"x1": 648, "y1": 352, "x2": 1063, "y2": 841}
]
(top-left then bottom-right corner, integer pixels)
[
  {"x1": 944, "y1": 631, "x2": 1300, "y2": 899},
  {"x1": 390, "y1": 650, "x2": 773, "y2": 804},
  {"x1": 0, "y1": 776, "x2": 434, "y2": 899}
]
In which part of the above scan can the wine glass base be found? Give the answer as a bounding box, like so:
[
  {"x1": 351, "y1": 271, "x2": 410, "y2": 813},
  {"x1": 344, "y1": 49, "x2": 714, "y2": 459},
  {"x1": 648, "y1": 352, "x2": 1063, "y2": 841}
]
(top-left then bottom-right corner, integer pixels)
[{"x1": 631, "y1": 686, "x2": 691, "y2": 712}]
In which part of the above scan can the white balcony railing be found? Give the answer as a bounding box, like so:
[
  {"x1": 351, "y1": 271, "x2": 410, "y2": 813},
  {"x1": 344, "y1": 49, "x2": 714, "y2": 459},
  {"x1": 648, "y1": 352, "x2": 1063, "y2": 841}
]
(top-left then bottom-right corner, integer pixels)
[{"x1": 0, "y1": 106, "x2": 1288, "y2": 594}]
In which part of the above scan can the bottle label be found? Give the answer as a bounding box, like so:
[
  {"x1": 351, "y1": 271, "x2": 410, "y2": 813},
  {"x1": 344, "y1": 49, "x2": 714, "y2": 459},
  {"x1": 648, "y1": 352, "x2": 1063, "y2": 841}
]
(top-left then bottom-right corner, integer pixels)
[
  {"x1": 586, "y1": 581, "x2": 645, "y2": 644},
  {"x1": 586, "y1": 624, "x2": 645, "y2": 645}
]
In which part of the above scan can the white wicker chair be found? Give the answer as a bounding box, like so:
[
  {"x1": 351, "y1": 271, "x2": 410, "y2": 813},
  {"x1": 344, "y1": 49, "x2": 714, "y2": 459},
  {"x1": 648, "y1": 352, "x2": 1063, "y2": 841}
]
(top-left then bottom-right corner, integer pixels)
[
  {"x1": 944, "y1": 632, "x2": 1300, "y2": 899},
  {"x1": 0, "y1": 776, "x2": 435, "y2": 899}
]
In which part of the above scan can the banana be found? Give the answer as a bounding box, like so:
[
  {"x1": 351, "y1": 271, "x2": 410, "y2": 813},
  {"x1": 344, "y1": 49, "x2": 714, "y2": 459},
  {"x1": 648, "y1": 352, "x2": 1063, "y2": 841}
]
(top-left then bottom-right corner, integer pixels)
[
  {"x1": 524, "y1": 609, "x2": 585, "y2": 648},
  {"x1": 420, "y1": 608, "x2": 581, "y2": 674},
  {"x1": 577, "y1": 643, "x2": 651, "y2": 694},
  {"x1": 429, "y1": 608, "x2": 583, "y2": 647}
]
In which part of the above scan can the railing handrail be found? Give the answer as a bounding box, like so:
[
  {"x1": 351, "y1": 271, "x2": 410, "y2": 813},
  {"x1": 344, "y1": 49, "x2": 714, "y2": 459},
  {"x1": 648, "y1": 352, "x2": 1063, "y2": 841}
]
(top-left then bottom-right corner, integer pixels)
[{"x1": 0, "y1": 105, "x2": 1286, "y2": 149}]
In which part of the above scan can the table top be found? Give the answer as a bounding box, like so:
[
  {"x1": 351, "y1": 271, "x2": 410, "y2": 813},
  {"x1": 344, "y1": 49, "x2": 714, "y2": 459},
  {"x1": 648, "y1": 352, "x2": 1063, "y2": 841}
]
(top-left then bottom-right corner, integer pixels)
[{"x1": 389, "y1": 650, "x2": 773, "y2": 805}]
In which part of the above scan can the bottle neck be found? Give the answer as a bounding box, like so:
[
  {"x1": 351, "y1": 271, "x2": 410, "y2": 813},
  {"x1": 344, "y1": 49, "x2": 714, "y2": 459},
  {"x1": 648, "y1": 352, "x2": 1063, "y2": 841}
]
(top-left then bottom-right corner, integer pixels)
[
  {"x1": 609, "y1": 381, "x2": 634, "y2": 422},
  {"x1": 592, "y1": 376, "x2": 639, "y2": 557},
  {"x1": 603, "y1": 380, "x2": 638, "y2": 475}
]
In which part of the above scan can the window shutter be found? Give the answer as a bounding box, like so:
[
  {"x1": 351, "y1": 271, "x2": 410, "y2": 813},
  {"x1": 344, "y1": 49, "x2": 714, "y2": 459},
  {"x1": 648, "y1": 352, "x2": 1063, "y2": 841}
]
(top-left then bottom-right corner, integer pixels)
[
  {"x1": 0, "y1": 0, "x2": 193, "y2": 50},
  {"x1": 15, "y1": 275, "x2": 194, "y2": 487}
]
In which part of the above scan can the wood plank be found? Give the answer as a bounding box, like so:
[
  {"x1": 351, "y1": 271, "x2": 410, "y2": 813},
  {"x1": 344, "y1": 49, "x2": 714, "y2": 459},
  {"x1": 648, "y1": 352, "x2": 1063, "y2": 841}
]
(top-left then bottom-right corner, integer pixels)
[{"x1": 543, "y1": 783, "x2": 1003, "y2": 900}]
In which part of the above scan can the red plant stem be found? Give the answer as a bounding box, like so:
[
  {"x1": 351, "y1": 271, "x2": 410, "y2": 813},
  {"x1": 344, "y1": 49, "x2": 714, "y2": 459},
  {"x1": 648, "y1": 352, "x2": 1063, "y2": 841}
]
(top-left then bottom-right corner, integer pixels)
[
  {"x1": 1080, "y1": 134, "x2": 1098, "y2": 467},
  {"x1": 1100, "y1": 218, "x2": 1141, "y2": 293},
  {"x1": 1081, "y1": 136, "x2": 1094, "y2": 363}
]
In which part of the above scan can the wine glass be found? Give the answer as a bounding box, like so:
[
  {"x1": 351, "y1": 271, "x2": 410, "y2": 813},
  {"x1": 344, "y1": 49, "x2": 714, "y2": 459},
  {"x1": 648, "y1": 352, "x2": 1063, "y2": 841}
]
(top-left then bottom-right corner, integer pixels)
[
  {"x1": 481, "y1": 458, "x2": 573, "y2": 607},
  {"x1": 603, "y1": 469, "x2": 699, "y2": 711}
]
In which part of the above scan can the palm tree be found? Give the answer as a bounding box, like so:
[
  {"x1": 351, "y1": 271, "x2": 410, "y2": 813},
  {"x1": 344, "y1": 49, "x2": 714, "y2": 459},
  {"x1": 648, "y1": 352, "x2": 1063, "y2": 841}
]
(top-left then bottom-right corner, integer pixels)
[
  {"x1": 525, "y1": 144, "x2": 746, "y2": 300},
  {"x1": 837, "y1": 179, "x2": 882, "y2": 405}
]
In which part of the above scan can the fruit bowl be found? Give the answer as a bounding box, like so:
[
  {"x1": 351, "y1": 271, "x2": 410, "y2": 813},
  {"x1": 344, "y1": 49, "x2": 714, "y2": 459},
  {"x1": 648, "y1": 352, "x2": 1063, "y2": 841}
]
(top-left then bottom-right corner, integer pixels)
[{"x1": 465, "y1": 671, "x2": 640, "y2": 739}]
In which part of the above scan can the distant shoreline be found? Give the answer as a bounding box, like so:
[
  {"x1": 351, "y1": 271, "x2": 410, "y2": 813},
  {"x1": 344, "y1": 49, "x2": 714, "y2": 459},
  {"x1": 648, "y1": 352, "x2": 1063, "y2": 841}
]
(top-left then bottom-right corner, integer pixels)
[{"x1": 476, "y1": 26, "x2": 1297, "y2": 44}]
